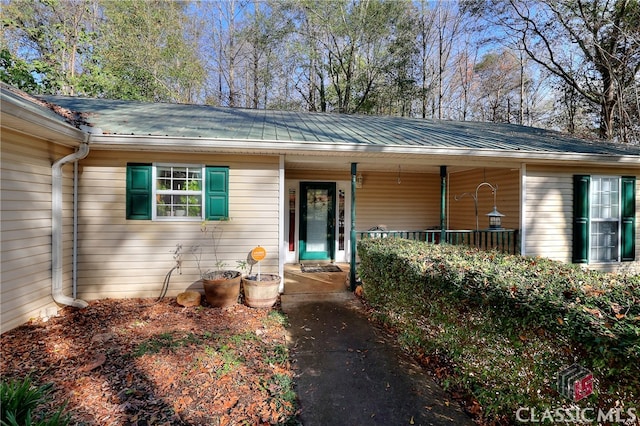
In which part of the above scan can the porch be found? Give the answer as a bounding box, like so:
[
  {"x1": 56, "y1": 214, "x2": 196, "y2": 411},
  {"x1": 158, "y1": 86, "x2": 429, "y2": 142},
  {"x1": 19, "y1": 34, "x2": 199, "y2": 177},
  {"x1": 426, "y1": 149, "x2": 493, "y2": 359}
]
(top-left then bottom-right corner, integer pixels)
[
  {"x1": 285, "y1": 165, "x2": 522, "y2": 266},
  {"x1": 281, "y1": 263, "x2": 352, "y2": 310}
]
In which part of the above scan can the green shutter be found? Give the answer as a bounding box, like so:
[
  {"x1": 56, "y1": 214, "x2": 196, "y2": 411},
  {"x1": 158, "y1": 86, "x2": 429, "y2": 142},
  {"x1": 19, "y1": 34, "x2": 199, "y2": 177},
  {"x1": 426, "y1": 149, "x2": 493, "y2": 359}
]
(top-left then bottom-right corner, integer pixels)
[
  {"x1": 621, "y1": 176, "x2": 636, "y2": 262},
  {"x1": 126, "y1": 164, "x2": 152, "y2": 220},
  {"x1": 205, "y1": 167, "x2": 229, "y2": 220},
  {"x1": 572, "y1": 175, "x2": 590, "y2": 263}
]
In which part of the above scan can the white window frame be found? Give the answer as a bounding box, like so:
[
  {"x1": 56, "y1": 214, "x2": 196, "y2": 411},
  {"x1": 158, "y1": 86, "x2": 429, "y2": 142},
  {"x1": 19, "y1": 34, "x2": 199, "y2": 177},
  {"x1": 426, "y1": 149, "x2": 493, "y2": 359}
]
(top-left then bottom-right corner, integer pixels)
[
  {"x1": 589, "y1": 175, "x2": 621, "y2": 263},
  {"x1": 152, "y1": 163, "x2": 205, "y2": 221}
]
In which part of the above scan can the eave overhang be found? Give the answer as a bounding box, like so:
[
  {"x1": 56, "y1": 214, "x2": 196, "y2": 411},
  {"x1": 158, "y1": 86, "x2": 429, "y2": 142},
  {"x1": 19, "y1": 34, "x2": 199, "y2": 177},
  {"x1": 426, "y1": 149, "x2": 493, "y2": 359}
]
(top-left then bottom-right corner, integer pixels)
[
  {"x1": 1, "y1": 89, "x2": 85, "y2": 146},
  {"x1": 86, "y1": 134, "x2": 640, "y2": 169}
]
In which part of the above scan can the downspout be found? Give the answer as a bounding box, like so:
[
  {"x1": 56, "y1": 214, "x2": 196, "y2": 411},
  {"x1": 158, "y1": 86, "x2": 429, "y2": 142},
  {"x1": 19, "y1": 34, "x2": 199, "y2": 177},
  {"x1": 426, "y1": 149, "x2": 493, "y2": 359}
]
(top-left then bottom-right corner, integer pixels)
[
  {"x1": 73, "y1": 159, "x2": 79, "y2": 298},
  {"x1": 52, "y1": 139, "x2": 90, "y2": 308}
]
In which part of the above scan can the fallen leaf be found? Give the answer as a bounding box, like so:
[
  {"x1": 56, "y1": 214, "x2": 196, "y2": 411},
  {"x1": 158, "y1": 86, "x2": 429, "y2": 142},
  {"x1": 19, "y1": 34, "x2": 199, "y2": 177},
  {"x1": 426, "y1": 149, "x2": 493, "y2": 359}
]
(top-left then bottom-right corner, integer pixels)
[
  {"x1": 583, "y1": 307, "x2": 603, "y2": 318},
  {"x1": 79, "y1": 353, "x2": 106, "y2": 372}
]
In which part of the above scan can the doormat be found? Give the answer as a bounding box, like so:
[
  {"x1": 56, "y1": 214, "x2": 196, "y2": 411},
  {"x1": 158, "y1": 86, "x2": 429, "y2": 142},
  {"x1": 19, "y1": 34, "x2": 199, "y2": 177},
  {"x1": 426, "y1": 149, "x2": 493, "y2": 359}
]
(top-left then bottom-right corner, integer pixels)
[{"x1": 300, "y1": 264, "x2": 342, "y2": 273}]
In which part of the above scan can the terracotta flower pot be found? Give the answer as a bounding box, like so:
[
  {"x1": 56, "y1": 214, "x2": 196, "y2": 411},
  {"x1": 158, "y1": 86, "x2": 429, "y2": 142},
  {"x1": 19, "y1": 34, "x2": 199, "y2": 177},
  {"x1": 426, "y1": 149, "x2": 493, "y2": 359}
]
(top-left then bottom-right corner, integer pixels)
[
  {"x1": 202, "y1": 271, "x2": 241, "y2": 308},
  {"x1": 242, "y1": 274, "x2": 281, "y2": 308}
]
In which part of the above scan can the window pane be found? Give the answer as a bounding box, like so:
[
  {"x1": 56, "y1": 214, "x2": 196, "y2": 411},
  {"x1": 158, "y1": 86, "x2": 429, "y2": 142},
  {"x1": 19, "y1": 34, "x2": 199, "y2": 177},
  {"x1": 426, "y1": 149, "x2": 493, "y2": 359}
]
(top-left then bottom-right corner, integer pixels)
[
  {"x1": 591, "y1": 177, "x2": 619, "y2": 219},
  {"x1": 590, "y1": 177, "x2": 620, "y2": 262},
  {"x1": 154, "y1": 165, "x2": 203, "y2": 219},
  {"x1": 590, "y1": 221, "x2": 619, "y2": 262}
]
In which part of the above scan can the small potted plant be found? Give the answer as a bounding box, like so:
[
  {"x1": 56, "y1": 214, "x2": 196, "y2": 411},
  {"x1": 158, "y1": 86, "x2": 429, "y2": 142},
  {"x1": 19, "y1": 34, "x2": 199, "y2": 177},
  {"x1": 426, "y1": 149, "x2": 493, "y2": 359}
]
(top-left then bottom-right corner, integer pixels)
[
  {"x1": 194, "y1": 220, "x2": 242, "y2": 308},
  {"x1": 241, "y1": 247, "x2": 281, "y2": 308}
]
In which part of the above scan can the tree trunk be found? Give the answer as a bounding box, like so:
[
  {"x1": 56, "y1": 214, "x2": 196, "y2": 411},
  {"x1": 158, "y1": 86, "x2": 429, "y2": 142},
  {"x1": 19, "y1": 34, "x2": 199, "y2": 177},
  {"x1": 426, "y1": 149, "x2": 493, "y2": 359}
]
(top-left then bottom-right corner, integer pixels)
[
  {"x1": 599, "y1": 70, "x2": 616, "y2": 140},
  {"x1": 252, "y1": 48, "x2": 259, "y2": 109}
]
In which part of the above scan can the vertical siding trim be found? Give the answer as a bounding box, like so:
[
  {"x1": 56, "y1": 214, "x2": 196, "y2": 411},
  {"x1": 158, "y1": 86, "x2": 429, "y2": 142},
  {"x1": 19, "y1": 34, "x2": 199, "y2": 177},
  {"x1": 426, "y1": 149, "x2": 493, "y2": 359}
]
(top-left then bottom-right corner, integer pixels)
[
  {"x1": 520, "y1": 164, "x2": 527, "y2": 256},
  {"x1": 278, "y1": 156, "x2": 285, "y2": 290}
]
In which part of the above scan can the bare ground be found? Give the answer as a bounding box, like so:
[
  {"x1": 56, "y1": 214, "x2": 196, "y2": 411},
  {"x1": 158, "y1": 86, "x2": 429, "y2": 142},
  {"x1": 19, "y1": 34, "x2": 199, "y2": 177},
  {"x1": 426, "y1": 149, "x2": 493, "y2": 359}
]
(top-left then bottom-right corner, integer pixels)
[{"x1": 0, "y1": 298, "x2": 297, "y2": 425}]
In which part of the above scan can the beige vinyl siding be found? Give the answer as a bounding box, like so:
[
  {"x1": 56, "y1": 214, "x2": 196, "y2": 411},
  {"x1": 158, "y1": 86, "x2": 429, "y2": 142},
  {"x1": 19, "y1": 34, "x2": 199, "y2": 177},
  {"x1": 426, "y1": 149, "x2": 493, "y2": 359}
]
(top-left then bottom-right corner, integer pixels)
[
  {"x1": 1, "y1": 129, "x2": 75, "y2": 333},
  {"x1": 75, "y1": 152, "x2": 280, "y2": 300},
  {"x1": 448, "y1": 168, "x2": 520, "y2": 231},
  {"x1": 356, "y1": 172, "x2": 441, "y2": 231},
  {"x1": 523, "y1": 171, "x2": 572, "y2": 263},
  {"x1": 286, "y1": 169, "x2": 351, "y2": 181},
  {"x1": 287, "y1": 168, "x2": 441, "y2": 231},
  {"x1": 524, "y1": 165, "x2": 640, "y2": 272}
]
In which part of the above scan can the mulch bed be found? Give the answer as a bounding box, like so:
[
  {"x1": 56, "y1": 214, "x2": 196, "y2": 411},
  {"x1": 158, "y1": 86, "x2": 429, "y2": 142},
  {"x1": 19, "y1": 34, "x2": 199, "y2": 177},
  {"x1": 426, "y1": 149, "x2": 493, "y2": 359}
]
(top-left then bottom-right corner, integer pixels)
[{"x1": 0, "y1": 298, "x2": 297, "y2": 425}]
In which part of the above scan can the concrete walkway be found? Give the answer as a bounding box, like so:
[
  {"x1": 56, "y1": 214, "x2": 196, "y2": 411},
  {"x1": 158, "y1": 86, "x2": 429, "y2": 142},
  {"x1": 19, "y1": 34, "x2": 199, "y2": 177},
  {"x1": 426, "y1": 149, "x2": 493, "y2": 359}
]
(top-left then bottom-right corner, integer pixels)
[{"x1": 281, "y1": 265, "x2": 474, "y2": 426}]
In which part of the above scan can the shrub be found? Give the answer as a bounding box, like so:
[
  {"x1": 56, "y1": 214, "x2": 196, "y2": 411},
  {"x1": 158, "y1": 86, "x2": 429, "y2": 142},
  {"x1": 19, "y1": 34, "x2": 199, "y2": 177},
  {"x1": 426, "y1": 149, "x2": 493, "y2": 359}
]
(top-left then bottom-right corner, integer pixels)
[{"x1": 357, "y1": 238, "x2": 640, "y2": 421}]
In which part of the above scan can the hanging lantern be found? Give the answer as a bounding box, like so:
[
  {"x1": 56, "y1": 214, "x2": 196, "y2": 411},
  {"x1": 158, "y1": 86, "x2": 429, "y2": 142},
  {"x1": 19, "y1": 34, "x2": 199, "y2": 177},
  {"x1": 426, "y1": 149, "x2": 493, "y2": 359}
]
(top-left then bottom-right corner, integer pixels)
[{"x1": 486, "y1": 206, "x2": 505, "y2": 229}]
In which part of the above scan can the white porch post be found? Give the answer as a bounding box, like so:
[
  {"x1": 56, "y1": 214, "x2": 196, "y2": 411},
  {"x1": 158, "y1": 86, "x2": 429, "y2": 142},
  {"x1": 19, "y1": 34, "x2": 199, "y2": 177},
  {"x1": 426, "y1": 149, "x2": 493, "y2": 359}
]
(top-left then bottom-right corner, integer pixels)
[{"x1": 278, "y1": 155, "x2": 285, "y2": 292}]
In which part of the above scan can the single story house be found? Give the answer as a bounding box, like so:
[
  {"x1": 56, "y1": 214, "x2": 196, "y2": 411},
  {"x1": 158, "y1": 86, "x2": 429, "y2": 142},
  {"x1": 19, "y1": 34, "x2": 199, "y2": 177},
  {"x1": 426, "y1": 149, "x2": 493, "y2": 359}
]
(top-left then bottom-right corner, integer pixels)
[{"x1": 2, "y1": 83, "x2": 639, "y2": 332}]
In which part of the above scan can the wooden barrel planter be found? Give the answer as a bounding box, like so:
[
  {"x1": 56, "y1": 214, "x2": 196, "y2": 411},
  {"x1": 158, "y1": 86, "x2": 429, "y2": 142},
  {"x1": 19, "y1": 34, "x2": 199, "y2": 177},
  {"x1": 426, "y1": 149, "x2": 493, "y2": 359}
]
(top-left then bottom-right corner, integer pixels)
[
  {"x1": 242, "y1": 274, "x2": 281, "y2": 308},
  {"x1": 202, "y1": 271, "x2": 241, "y2": 308}
]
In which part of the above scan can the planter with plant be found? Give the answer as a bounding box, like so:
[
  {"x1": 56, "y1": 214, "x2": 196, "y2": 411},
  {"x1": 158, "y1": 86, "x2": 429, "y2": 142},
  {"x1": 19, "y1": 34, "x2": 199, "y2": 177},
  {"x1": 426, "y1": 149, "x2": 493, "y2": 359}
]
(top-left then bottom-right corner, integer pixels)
[
  {"x1": 241, "y1": 246, "x2": 281, "y2": 308},
  {"x1": 194, "y1": 220, "x2": 242, "y2": 308}
]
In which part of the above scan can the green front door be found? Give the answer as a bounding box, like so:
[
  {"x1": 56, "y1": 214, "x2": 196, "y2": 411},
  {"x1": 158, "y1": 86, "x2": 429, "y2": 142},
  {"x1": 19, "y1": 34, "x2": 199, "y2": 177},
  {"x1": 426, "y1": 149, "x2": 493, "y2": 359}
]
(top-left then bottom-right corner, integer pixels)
[{"x1": 299, "y1": 182, "x2": 336, "y2": 261}]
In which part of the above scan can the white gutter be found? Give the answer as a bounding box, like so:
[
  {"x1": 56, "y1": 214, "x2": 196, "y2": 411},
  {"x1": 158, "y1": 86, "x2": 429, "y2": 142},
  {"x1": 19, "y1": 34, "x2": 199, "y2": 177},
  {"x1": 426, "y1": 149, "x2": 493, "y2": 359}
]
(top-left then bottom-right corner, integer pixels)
[
  {"x1": 52, "y1": 140, "x2": 90, "y2": 308},
  {"x1": 84, "y1": 134, "x2": 640, "y2": 167}
]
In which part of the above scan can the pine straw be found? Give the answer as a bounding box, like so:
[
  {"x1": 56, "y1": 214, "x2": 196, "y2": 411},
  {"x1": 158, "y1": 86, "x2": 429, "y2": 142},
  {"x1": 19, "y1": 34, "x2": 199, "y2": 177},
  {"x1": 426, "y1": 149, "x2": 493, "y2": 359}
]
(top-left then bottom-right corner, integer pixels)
[{"x1": 1, "y1": 298, "x2": 297, "y2": 425}]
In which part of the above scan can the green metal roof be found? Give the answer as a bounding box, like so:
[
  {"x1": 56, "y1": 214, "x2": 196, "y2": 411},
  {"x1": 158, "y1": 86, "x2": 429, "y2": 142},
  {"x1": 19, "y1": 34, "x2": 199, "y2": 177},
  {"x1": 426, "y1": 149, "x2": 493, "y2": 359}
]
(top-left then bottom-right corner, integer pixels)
[{"x1": 40, "y1": 95, "x2": 640, "y2": 158}]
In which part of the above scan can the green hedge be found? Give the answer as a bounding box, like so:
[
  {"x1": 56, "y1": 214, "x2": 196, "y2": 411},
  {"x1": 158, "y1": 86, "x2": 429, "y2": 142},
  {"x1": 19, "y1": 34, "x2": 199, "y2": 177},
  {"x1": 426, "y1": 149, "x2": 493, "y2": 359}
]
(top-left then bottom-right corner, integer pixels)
[{"x1": 357, "y1": 238, "x2": 640, "y2": 416}]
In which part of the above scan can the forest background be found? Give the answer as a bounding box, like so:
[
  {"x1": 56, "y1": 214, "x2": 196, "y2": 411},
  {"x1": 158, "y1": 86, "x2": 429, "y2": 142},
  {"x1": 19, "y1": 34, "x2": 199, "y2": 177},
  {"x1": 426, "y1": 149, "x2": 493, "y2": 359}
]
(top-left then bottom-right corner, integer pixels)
[{"x1": 1, "y1": 0, "x2": 639, "y2": 144}]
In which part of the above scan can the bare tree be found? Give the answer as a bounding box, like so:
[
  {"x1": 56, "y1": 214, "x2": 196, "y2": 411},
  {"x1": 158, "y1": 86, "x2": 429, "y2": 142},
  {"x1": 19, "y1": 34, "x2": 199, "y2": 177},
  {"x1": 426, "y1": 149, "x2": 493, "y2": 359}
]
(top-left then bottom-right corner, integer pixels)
[
  {"x1": 448, "y1": 45, "x2": 479, "y2": 121},
  {"x1": 467, "y1": 0, "x2": 640, "y2": 141},
  {"x1": 415, "y1": 0, "x2": 438, "y2": 118},
  {"x1": 472, "y1": 50, "x2": 522, "y2": 122}
]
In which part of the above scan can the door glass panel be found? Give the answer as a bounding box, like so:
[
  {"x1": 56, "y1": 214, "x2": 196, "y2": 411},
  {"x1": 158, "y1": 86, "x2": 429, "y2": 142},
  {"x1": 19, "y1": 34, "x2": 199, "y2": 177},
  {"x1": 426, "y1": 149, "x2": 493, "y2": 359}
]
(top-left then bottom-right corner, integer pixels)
[
  {"x1": 306, "y1": 188, "x2": 330, "y2": 252},
  {"x1": 299, "y1": 182, "x2": 335, "y2": 261}
]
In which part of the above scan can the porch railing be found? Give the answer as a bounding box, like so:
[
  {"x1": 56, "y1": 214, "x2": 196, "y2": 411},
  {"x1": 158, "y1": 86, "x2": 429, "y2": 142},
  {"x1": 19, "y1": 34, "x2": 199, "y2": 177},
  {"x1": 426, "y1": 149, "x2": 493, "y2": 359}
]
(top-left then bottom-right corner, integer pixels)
[{"x1": 357, "y1": 229, "x2": 520, "y2": 255}]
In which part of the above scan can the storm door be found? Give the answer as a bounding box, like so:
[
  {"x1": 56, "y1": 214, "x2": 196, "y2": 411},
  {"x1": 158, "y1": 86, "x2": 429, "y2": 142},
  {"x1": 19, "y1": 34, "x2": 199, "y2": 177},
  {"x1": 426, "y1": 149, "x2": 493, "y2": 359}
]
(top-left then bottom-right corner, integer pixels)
[{"x1": 299, "y1": 182, "x2": 336, "y2": 261}]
